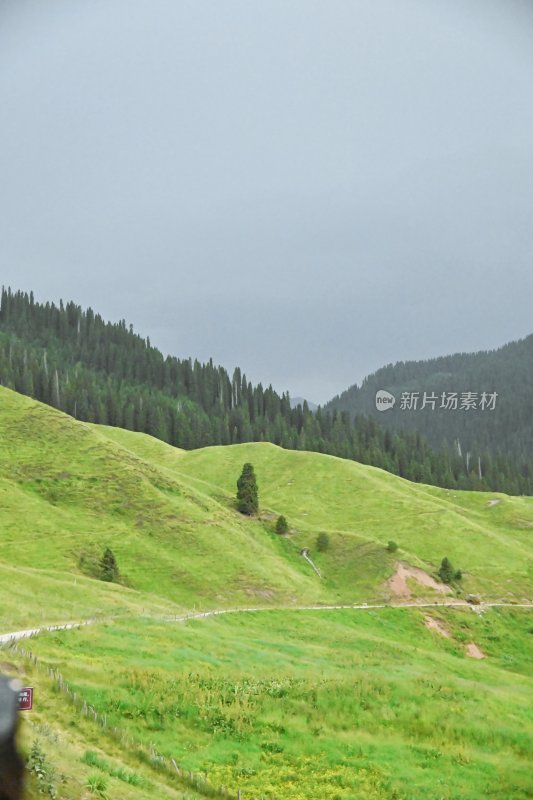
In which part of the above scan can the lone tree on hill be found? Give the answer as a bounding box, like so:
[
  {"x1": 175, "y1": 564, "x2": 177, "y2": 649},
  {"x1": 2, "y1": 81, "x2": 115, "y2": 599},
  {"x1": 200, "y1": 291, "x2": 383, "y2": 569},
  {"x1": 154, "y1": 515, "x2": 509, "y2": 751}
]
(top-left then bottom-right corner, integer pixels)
[
  {"x1": 100, "y1": 547, "x2": 119, "y2": 582},
  {"x1": 275, "y1": 515, "x2": 288, "y2": 534},
  {"x1": 236, "y1": 463, "x2": 259, "y2": 515}
]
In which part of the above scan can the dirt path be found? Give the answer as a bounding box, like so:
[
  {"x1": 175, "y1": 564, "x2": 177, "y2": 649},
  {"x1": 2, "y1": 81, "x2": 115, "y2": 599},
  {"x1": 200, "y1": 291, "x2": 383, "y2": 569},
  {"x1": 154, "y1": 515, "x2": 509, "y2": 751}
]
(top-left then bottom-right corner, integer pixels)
[
  {"x1": 300, "y1": 548, "x2": 321, "y2": 577},
  {"x1": 1, "y1": 603, "x2": 532, "y2": 645},
  {"x1": 0, "y1": 620, "x2": 94, "y2": 645}
]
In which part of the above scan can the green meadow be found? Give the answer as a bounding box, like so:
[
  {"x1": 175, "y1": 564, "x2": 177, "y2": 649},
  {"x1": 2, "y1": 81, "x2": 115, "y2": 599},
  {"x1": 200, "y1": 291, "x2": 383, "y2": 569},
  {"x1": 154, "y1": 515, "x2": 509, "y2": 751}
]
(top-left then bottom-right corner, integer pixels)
[
  {"x1": 0, "y1": 386, "x2": 531, "y2": 799},
  {"x1": 20, "y1": 608, "x2": 533, "y2": 800}
]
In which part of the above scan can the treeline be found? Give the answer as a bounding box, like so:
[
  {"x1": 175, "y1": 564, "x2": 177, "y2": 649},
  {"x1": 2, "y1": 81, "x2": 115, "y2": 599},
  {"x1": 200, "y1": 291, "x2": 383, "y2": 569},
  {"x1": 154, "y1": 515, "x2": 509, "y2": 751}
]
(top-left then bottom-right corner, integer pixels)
[
  {"x1": 326, "y1": 334, "x2": 533, "y2": 461},
  {"x1": 1, "y1": 287, "x2": 531, "y2": 495}
]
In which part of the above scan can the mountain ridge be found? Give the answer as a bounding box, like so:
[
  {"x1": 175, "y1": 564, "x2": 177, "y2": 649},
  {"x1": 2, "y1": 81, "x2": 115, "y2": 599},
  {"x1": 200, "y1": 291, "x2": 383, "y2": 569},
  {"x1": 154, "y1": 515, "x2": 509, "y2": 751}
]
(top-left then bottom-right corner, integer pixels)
[
  {"x1": 1, "y1": 286, "x2": 531, "y2": 494},
  {"x1": 325, "y1": 333, "x2": 533, "y2": 460}
]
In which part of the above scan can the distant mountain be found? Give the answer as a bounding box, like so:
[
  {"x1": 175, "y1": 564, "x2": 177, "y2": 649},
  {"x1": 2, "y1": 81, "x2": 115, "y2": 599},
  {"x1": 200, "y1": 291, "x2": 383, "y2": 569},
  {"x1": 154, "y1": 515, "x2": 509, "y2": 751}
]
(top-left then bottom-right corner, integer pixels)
[
  {"x1": 289, "y1": 396, "x2": 318, "y2": 411},
  {"x1": 325, "y1": 335, "x2": 533, "y2": 461}
]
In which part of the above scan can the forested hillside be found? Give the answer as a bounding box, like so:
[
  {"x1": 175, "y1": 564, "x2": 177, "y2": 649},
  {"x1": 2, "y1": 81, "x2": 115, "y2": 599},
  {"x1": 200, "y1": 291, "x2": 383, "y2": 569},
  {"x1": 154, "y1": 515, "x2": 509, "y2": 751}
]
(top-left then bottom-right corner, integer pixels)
[
  {"x1": 1, "y1": 287, "x2": 531, "y2": 494},
  {"x1": 326, "y1": 336, "x2": 533, "y2": 462}
]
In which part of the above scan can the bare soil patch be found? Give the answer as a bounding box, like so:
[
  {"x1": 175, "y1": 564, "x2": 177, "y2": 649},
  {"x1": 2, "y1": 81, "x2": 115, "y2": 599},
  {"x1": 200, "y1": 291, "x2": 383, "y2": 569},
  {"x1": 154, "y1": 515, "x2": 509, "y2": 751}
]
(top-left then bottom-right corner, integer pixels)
[
  {"x1": 515, "y1": 518, "x2": 533, "y2": 528},
  {"x1": 466, "y1": 642, "x2": 486, "y2": 659},
  {"x1": 388, "y1": 562, "x2": 452, "y2": 599},
  {"x1": 424, "y1": 616, "x2": 450, "y2": 638}
]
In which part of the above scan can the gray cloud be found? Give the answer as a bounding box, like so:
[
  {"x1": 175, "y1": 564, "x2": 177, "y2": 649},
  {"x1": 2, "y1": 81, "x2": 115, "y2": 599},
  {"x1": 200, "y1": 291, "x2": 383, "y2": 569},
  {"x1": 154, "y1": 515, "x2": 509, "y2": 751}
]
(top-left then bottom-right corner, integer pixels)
[{"x1": 1, "y1": 0, "x2": 532, "y2": 402}]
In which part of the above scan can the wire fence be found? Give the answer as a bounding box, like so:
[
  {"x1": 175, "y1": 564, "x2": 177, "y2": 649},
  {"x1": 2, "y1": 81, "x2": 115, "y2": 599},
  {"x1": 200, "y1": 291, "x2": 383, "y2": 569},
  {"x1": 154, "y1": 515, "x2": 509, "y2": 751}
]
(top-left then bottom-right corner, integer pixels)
[
  {"x1": 3, "y1": 601, "x2": 531, "y2": 797},
  {"x1": 3, "y1": 638, "x2": 272, "y2": 800}
]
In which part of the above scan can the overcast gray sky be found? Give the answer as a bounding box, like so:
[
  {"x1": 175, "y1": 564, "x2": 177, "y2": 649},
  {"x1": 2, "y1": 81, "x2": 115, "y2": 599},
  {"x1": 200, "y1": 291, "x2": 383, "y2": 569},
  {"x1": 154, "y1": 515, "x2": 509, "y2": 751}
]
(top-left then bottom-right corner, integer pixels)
[{"x1": 1, "y1": 0, "x2": 532, "y2": 403}]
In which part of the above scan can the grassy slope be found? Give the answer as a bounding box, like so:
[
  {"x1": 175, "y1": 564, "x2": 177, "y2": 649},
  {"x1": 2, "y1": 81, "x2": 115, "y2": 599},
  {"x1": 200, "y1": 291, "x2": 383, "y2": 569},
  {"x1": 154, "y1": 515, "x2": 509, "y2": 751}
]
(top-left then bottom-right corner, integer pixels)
[
  {"x1": 3, "y1": 646, "x2": 206, "y2": 800},
  {"x1": 23, "y1": 608, "x2": 533, "y2": 800},
  {"x1": 1, "y1": 384, "x2": 532, "y2": 632},
  {"x1": 0, "y1": 388, "x2": 334, "y2": 630},
  {"x1": 97, "y1": 429, "x2": 533, "y2": 600},
  {"x1": 0, "y1": 387, "x2": 532, "y2": 799}
]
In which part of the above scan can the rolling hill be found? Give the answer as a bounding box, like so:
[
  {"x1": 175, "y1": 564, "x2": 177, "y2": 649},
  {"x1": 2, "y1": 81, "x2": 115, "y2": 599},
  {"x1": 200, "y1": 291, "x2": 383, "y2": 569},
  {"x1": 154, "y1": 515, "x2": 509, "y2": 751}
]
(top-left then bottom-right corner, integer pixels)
[
  {"x1": 0, "y1": 386, "x2": 532, "y2": 799},
  {"x1": 1, "y1": 384, "x2": 532, "y2": 630}
]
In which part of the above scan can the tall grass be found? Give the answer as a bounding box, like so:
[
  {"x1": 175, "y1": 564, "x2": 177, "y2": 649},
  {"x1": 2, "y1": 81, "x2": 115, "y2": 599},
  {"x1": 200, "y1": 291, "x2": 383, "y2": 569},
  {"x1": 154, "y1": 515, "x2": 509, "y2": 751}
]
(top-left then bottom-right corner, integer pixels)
[{"x1": 27, "y1": 608, "x2": 533, "y2": 800}]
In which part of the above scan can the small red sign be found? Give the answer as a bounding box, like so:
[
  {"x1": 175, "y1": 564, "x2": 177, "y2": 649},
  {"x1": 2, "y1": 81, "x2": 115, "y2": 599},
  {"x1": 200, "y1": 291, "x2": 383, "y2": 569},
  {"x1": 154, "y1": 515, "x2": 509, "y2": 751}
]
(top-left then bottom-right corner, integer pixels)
[{"x1": 17, "y1": 687, "x2": 33, "y2": 711}]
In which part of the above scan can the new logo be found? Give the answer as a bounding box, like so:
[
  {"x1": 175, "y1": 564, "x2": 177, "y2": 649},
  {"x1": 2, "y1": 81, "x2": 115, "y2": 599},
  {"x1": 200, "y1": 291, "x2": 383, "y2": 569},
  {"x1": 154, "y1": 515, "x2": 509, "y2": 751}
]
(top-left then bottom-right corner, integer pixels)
[{"x1": 375, "y1": 389, "x2": 396, "y2": 411}]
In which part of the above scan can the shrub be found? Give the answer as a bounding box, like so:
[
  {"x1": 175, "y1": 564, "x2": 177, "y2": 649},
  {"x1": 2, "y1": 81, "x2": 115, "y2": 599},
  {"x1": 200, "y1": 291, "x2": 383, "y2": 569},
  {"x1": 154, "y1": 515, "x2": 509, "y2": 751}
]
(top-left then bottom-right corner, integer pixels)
[
  {"x1": 386, "y1": 540, "x2": 398, "y2": 553},
  {"x1": 316, "y1": 532, "x2": 330, "y2": 552},
  {"x1": 275, "y1": 515, "x2": 289, "y2": 534}
]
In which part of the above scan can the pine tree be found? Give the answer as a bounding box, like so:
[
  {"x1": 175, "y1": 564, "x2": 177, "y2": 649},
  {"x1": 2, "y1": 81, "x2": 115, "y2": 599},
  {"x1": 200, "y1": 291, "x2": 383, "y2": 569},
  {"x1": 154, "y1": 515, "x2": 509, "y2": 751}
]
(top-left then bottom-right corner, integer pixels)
[
  {"x1": 236, "y1": 463, "x2": 258, "y2": 515},
  {"x1": 438, "y1": 557, "x2": 455, "y2": 583},
  {"x1": 100, "y1": 547, "x2": 119, "y2": 582}
]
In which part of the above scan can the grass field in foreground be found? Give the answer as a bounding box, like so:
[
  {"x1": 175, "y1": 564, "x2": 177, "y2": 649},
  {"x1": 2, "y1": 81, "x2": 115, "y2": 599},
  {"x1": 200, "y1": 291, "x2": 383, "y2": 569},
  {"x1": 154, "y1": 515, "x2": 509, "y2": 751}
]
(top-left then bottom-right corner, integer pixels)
[
  {"x1": 21, "y1": 607, "x2": 533, "y2": 800},
  {"x1": 1, "y1": 646, "x2": 206, "y2": 800}
]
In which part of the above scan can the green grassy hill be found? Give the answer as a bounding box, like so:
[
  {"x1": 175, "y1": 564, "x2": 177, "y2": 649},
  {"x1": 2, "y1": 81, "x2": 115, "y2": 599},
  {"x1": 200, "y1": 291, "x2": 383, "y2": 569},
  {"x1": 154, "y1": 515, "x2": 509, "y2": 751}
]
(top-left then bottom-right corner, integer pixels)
[
  {"x1": 21, "y1": 607, "x2": 532, "y2": 800},
  {"x1": 0, "y1": 386, "x2": 532, "y2": 799},
  {"x1": 0, "y1": 387, "x2": 331, "y2": 629},
  {"x1": 97, "y1": 425, "x2": 533, "y2": 602},
  {"x1": 1, "y1": 384, "x2": 532, "y2": 631}
]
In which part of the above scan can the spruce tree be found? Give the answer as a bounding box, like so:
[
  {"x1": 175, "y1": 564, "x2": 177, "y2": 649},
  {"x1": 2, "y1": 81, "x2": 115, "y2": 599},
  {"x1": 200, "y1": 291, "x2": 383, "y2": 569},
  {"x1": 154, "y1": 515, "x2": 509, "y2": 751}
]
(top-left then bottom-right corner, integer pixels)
[
  {"x1": 438, "y1": 557, "x2": 455, "y2": 583},
  {"x1": 236, "y1": 463, "x2": 258, "y2": 515},
  {"x1": 100, "y1": 547, "x2": 119, "y2": 582}
]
